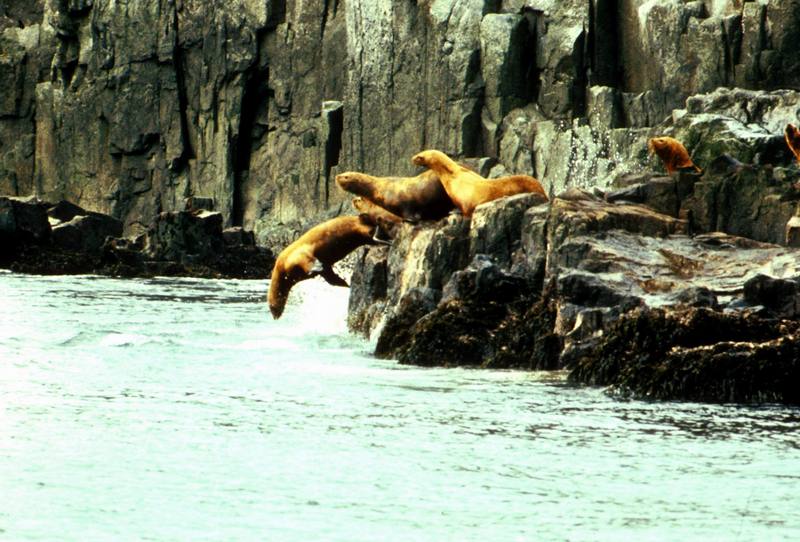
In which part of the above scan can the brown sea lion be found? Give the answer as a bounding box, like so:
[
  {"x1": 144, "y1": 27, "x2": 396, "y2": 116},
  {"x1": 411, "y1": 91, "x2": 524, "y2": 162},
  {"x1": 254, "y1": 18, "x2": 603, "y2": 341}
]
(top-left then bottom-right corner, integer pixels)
[
  {"x1": 785, "y1": 123, "x2": 800, "y2": 163},
  {"x1": 648, "y1": 136, "x2": 702, "y2": 174},
  {"x1": 352, "y1": 197, "x2": 403, "y2": 239},
  {"x1": 335, "y1": 169, "x2": 454, "y2": 222},
  {"x1": 268, "y1": 215, "x2": 382, "y2": 319},
  {"x1": 410, "y1": 149, "x2": 548, "y2": 217}
]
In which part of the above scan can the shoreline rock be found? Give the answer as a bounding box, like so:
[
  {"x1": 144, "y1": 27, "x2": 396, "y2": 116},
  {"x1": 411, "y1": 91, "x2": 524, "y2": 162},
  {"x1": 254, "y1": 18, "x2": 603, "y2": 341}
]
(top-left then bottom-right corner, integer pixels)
[
  {"x1": 347, "y1": 139, "x2": 800, "y2": 404},
  {"x1": 0, "y1": 196, "x2": 274, "y2": 279}
]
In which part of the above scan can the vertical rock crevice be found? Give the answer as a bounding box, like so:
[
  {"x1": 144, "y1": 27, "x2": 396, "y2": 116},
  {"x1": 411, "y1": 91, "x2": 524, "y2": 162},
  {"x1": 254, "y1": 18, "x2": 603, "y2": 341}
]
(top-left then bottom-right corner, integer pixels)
[
  {"x1": 322, "y1": 101, "x2": 343, "y2": 207},
  {"x1": 588, "y1": 0, "x2": 622, "y2": 88},
  {"x1": 232, "y1": 65, "x2": 269, "y2": 227},
  {"x1": 171, "y1": 3, "x2": 195, "y2": 173}
]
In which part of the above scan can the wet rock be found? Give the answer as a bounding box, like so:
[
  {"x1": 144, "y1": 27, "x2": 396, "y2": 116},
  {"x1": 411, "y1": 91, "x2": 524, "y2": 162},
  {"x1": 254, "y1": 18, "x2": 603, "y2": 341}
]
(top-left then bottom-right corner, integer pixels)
[
  {"x1": 375, "y1": 287, "x2": 440, "y2": 359},
  {"x1": 441, "y1": 255, "x2": 529, "y2": 305},
  {"x1": 743, "y1": 274, "x2": 800, "y2": 319},
  {"x1": 51, "y1": 213, "x2": 123, "y2": 253},
  {"x1": 102, "y1": 236, "x2": 145, "y2": 269},
  {"x1": 671, "y1": 286, "x2": 719, "y2": 309},
  {"x1": 587, "y1": 86, "x2": 622, "y2": 129},
  {"x1": 348, "y1": 245, "x2": 389, "y2": 336},
  {"x1": 349, "y1": 214, "x2": 471, "y2": 341},
  {"x1": 570, "y1": 308, "x2": 800, "y2": 404}
]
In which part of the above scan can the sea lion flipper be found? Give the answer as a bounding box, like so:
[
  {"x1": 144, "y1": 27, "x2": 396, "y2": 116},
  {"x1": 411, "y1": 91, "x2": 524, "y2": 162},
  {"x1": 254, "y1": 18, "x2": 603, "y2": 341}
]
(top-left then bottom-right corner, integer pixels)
[
  {"x1": 309, "y1": 258, "x2": 324, "y2": 276},
  {"x1": 321, "y1": 266, "x2": 348, "y2": 287},
  {"x1": 371, "y1": 233, "x2": 392, "y2": 246}
]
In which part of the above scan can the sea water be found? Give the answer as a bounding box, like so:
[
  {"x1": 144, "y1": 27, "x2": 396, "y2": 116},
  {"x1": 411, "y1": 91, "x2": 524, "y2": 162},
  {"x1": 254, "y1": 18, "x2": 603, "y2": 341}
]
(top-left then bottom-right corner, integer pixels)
[{"x1": 1, "y1": 271, "x2": 799, "y2": 541}]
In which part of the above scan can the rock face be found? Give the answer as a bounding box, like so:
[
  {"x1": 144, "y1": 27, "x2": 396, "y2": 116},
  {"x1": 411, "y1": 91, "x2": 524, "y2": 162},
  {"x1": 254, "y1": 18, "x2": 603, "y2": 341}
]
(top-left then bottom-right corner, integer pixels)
[
  {"x1": 348, "y1": 149, "x2": 800, "y2": 403},
  {"x1": 2, "y1": 1, "x2": 799, "y2": 247}
]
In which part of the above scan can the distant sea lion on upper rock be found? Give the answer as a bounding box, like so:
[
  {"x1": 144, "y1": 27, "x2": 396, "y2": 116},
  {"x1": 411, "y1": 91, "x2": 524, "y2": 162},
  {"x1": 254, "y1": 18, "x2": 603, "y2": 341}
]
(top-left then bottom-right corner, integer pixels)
[
  {"x1": 648, "y1": 136, "x2": 702, "y2": 174},
  {"x1": 410, "y1": 149, "x2": 548, "y2": 218},
  {"x1": 785, "y1": 123, "x2": 800, "y2": 163},
  {"x1": 335, "y1": 169, "x2": 454, "y2": 222},
  {"x1": 268, "y1": 215, "x2": 383, "y2": 319},
  {"x1": 352, "y1": 197, "x2": 403, "y2": 239}
]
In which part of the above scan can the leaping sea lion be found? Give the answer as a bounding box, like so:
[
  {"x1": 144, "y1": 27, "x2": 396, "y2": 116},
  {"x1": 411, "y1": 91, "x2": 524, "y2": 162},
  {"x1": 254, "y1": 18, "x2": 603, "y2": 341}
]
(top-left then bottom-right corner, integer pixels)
[
  {"x1": 785, "y1": 123, "x2": 800, "y2": 163},
  {"x1": 410, "y1": 149, "x2": 547, "y2": 217},
  {"x1": 648, "y1": 136, "x2": 702, "y2": 174},
  {"x1": 335, "y1": 169, "x2": 454, "y2": 222},
  {"x1": 268, "y1": 215, "x2": 383, "y2": 319}
]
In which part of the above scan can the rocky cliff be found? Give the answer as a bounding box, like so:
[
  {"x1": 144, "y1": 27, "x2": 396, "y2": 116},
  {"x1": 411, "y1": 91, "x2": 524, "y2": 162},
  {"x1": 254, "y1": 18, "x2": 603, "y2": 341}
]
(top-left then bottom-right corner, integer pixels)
[
  {"x1": 2, "y1": 0, "x2": 799, "y2": 249},
  {"x1": 347, "y1": 83, "x2": 800, "y2": 403}
]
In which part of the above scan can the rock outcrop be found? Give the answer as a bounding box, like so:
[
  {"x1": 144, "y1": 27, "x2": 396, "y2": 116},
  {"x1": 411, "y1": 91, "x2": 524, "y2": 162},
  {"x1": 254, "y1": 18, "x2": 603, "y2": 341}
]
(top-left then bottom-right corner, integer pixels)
[
  {"x1": 348, "y1": 113, "x2": 800, "y2": 403},
  {"x1": 0, "y1": 196, "x2": 273, "y2": 278}
]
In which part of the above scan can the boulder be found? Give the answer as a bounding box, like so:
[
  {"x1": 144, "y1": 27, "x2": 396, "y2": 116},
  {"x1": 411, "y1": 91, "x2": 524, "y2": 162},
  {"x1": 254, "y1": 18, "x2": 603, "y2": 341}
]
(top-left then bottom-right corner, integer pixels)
[
  {"x1": 743, "y1": 274, "x2": 800, "y2": 319},
  {"x1": 51, "y1": 213, "x2": 124, "y2": 253},
  {"x1": 0, "y1": 196, "x2": 50, "y2": 243},
  {"x1": 47, "y1": 200, "x2": 87, "y2": 224},
  {"x1": 145, "y1": 210, "x2": 225, "y2": 263},
  {"x1": 222, "y1": 226, "x2": 256, "y2": 247}
]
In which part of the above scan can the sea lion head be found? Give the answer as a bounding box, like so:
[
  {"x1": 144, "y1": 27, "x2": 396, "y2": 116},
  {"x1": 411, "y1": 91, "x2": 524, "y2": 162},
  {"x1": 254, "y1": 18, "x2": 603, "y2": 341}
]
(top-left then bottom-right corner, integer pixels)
[
  {"x1": 648, "y1": 137, "x2": 668, "y2": 155},
  {"x1": 412, "y1": 150, "x2": 458, "y2": 175},
  {"x1": 335, "y1": 172, "x2": 370, "y2": 196},
  {"x1": 268, "y1": 264, "x2": 307, "y2": 319},
  {"x1": 412, "y1": 149, "x2": 441, "y2": 168}
]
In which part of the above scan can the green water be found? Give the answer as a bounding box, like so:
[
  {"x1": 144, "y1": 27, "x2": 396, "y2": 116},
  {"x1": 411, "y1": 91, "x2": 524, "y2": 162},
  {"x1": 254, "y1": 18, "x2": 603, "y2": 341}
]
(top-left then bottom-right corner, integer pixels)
[{"x1": 1, "y1": 272, "x2": 798, "y2": 541}]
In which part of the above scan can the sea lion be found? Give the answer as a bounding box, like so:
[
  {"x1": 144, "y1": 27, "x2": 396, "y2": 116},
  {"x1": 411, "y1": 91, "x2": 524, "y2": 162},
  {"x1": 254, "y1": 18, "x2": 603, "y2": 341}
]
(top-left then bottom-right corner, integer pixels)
[
  {"x1": 335, "y1": 169, "x2": 454, "y2": 222},
  {"x1": 648, "y1": 136, "x2": 702, "y2": 174},
  {"x1": 352, "y1": 197, "x2": 403, "y2": 239},
  {"x1": 410, "y1": 149, "x2": 548, "y2": 217},
  {"x1": 785, "y1": 123, "x2": 800, "y2": 163},
  {"x1": 268, "y1": 215, "x2": 382, "y2": 319}
]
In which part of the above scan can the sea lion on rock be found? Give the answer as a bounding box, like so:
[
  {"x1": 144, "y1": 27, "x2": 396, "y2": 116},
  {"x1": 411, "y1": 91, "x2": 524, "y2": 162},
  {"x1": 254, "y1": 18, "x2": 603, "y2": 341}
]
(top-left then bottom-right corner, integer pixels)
[
  {"x1": 352, "y1": 197, "x2": 403, "y2": 239},
  {"x1": 335, "y1": 170, "x2": 454, "y2": 222},
  {"x1": 648, "y1": 136, "x2": 702, "y2": 174},
  {"x1": 410, "y1": 149, "x2": 548, "y2": 217},
  {"x1": 785, "y1": 123, "x2": 800, "y2": 163},
  {"x1": 268, "y1": 215, "x2": 382, "y2": 319}
]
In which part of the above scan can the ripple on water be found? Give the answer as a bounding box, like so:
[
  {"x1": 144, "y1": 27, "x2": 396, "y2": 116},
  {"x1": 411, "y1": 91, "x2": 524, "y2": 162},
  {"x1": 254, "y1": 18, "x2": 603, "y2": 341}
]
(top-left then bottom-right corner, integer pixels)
[{"x1": 1, "y1": 273, "x2": 800, "y2": 542}]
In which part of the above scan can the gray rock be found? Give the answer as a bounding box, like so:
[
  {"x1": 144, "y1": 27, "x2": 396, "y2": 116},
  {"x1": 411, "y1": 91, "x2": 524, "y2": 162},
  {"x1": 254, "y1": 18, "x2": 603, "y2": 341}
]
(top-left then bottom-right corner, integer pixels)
[
  {"x1": 145, "y1": 210, "x2": 224, "y2": 262},
  {"x1": 743, "y1": 274, "x2": 800, "y2": 319},
  {"x1": 47, "y1": 200, "x2": 86, "y2": 223},
  {"x1": 51, "y1": 213, "x2": 123, "y2": 253},
  {"x1": 0, "y1": 196, "x2": 50, "y2": 242},
  {"x1": 222, "y1": 226, "x2": 255, "y2": 247},
  {"x1": 469, "y1": 191, "x2": 548, "y2": 268}
]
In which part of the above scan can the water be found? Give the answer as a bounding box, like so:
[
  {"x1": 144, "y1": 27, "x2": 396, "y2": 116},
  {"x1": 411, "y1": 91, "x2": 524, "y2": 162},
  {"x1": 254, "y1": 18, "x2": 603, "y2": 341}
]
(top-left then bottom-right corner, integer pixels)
[{"x1": 1, "y1": 271, "x2": 799, "y2": 541}]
